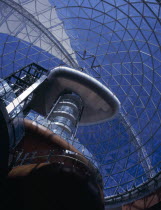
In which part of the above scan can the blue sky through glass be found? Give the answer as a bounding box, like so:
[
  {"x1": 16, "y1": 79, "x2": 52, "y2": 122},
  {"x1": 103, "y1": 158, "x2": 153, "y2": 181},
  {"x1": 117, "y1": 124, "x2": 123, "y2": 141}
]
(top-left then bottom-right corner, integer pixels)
[{"x1": 1, "y1": 0, "x2": 161, "y2": 202}]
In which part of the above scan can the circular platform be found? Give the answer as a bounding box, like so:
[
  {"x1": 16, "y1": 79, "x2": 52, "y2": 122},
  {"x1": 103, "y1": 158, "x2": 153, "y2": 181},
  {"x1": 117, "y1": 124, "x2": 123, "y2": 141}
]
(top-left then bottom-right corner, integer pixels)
[
  {"x1": 7, "y1": 162, "x2": 104, "y2": 210},
  {"x1": 7, "y1": 119, "x2": 104, "y2": 210},
  {"x1": 31, "y1": 67, "x2": 120, "y2": 125}
]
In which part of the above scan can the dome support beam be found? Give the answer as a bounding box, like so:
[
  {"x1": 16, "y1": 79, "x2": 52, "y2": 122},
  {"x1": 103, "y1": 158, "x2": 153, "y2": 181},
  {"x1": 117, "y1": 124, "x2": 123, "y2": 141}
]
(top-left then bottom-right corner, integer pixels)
[
  {"x1": 120, "y1": 114, "x2": 156, "y2": 179},
  {"x1": 1, "y1": 0, "x2": 79, "y2": 69}
]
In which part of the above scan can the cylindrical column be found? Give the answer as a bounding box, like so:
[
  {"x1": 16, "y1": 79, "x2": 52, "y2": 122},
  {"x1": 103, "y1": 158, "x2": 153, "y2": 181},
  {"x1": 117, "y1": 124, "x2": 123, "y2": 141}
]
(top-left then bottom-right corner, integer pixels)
[{"x1": 47, "y1": 93, "x2": 83, "y2": 141}]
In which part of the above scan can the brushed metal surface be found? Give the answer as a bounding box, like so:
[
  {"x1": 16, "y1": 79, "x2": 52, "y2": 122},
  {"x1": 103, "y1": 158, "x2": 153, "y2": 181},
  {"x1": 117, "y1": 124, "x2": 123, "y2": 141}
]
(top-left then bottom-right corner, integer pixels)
[{"x1": 30, "y1": 67, "x2": 120, "y2": 125}]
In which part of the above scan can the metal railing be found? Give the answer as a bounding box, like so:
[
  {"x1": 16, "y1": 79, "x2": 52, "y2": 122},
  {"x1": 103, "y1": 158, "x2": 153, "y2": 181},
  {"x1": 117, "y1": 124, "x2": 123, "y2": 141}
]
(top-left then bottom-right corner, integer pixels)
[{"x1": 10, "y1": 149, "x2": 103, "y2": 188}]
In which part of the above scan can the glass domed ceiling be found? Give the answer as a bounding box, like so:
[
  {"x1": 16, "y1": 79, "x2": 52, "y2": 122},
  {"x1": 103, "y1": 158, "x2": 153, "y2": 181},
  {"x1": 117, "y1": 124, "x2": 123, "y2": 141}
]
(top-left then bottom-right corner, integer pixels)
[{"x1": 1, "y1": 0, "x2": 161, "y2": 206}]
